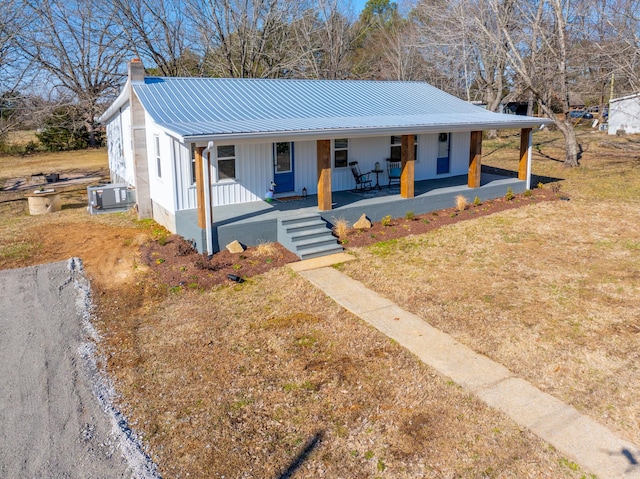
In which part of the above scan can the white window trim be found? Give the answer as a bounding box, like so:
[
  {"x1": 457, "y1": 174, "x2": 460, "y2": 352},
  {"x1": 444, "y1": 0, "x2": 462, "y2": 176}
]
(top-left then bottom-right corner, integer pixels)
[
  {"x1": 154, "y1": 134, "x2": 162, "y2": 179},
  {"x1": 215, "y1": 144, "x2": 237, "y2": 183},
  {"x1": 333, "y1": 138, "x2": 349, "y2": 169}
]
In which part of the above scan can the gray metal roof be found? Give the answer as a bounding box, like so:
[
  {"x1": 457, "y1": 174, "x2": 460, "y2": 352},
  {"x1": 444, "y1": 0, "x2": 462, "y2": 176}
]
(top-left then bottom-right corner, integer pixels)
[{"x1": 106, "y1": 76, "x2": 550, "y2": 139}]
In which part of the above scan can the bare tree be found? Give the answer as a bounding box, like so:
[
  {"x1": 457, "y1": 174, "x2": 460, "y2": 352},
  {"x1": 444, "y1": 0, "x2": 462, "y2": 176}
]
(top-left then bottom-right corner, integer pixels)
[
  {"x1": 292, "y1": 1, "x2": 357, "y2": 79},
  {"x1": 488, "y1": 0, "x2": 583, "y2": 167},
  {"x1": 19, "y1": 0, "x2": 128, "y2": 147},
  {"x1": 0, "y1": 0, "x2": 35, "y2": 138},
  {"x1": 188, "y1": 0, "x2": 309, "y2": 78},
  {"x1": 592, "y1": 0, "x2": 640, "y2": 97},
  {"x1": 414, "y1": 0, "x2": 510, "y2": 111},
  {"x1": 112, "y1": 0, "x2": 200, "y2": 77}
]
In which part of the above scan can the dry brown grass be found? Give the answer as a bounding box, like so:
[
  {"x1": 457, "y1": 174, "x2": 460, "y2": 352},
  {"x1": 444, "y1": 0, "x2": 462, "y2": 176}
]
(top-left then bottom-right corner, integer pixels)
[
  {"x1": 0, "y1": 148, "x2": 107, "y2": 185},
  {"x1": 331, "y1": 216, "x2": 350, "y2": 239},
  {"x1": 455, "y1": 194, "x2": 468, "y2": 211},
  {"x1": 253, "y1": 240, "x2": 278, "y2": 257},
  {"x1": 340, "y1": 129, "x2": 640, "y2": 446},
  {"x1": 98, "y1": 270, "x2": 586, "y2": 478}
]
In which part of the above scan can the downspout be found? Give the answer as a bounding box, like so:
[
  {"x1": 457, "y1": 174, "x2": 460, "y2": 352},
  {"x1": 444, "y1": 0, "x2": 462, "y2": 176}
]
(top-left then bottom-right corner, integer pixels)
[
  {"x1": 526, "y1": 132, "x2": 533, "y2": 191},
  {"x1": 202, "y1": 141, "x2": 214, "y2": 257}
]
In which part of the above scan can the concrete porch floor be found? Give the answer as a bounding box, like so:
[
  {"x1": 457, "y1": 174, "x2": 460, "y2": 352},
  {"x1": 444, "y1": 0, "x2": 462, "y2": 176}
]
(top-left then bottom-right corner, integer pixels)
[{"x1": 176, "y1": 172, "x2": 526, "y2": 253}]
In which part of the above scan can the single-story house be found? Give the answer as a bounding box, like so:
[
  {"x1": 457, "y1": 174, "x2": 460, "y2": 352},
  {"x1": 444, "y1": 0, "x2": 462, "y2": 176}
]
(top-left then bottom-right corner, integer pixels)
[
  {"x1": 99, "y1": 60, "x2": 549, "y2": 258},
  {"x1": 608, "y1": 93, "x2": 640, "y2": 135}
]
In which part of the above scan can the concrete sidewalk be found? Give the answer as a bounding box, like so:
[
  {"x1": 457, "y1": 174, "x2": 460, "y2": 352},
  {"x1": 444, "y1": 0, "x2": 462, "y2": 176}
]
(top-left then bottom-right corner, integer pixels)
[{"x1": 297, "y1": 262, "x2": 640, "y2": 479}]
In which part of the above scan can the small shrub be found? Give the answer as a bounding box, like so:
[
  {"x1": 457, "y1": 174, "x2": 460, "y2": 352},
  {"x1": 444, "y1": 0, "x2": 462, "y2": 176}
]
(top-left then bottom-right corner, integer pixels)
[
  {"x1": 332, "y1": 216, "x2": 350, "y2": 238},
  {"x1": 537, "y1": 182, "x2": 544, "y2": 189},
  {"x1": 473, "y1": 195, "x2": 482, "y2": 206},
  {"x1": 381, "y1": 215, "x2": 392, "y2": 227},
  {"x1": 505, "y1": 187, "x2": 515, "y2": 201},
  {"x1": 523, "y1": 189, "x2": 533, "y2": 197},
  {"x1": 455, "y1": 195, "x2": 468, "y2": 211},
  {"x1": 405, "y1": 210, "x2": 415, "y2": 221}
]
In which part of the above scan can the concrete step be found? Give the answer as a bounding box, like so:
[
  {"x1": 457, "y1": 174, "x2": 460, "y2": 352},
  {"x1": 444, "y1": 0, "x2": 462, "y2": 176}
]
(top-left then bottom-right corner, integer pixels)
[
  {"x1": 293, "y1": 236, "x2": 341, "y2": 251},
  {"x1": 283, "y1": 219, "x2": 328, "y2": 234},
  {"x1": 290, "y1": 226, "x2": 334, "y2": 242},
  {"x1": 298, "y1": 244, "x2": 344, "y2": 260},
  {"x1": 277, "y1": 214, "x2": 342, "y2": 260}
]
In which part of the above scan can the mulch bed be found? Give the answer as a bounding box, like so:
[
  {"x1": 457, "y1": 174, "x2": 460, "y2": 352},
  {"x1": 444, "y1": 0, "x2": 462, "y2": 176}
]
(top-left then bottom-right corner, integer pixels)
[
  {"x1": 140, "y1": 238, "x2": 299, "y2": 291},
  {"x1": 339, "y1": 187, "x2": 560, "y2": 249},
  {"x1": 142, "y1": 188, "x2": 559, "y2": 290}
]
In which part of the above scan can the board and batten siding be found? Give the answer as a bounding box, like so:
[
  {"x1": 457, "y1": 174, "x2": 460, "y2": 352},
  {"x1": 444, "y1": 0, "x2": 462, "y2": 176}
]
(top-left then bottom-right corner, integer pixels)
[
  {"x1": 172, "y1": 132, "x2": 473, "y2": 211},
  {"x1": 211, "y1": 143, "x2": 271, "y2": 206},
  {"x1": 449, "y1": 131, "x2": 471, "y2": 176},
  {"x1": 146, "y1": 123, "x2": 177, "y2": 215}
]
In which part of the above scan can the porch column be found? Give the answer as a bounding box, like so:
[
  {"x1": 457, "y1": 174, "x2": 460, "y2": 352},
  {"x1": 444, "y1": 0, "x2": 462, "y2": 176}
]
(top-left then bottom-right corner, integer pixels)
[
  {"x1": 195, "y1": 147, "x2": 207, "y2": 228},
  {"x1": 519, "y1": 128, "x2": 532, "y2": 184},
  {"x1": 400, "y1": 134, "x2": 415, "y2": 198},
  {"x1": 468, "y1": 130, "x2": 483, "y2": 188},
  {"x1": 317, "y1": 139, "x2": 332, "y2": 211}
]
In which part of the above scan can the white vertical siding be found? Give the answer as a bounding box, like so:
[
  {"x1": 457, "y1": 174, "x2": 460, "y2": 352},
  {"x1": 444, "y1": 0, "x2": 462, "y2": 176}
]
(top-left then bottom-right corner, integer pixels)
[
  {"x1": 415, "y1": 133, "x2": 437, "y2": 180},
  {"x1": 293, "y1": 141, "x2": 318, "y2": 194},
  {"x1": 146, "y1": 117, "x2": 177, "y2": 214},
  {"x1": 339, "y1": 137, "x2": 389, "y2": 190},
  {"x1": 450, "y1": 131, "x2": 471, "y2": 176},
  {"x1": 210, "y1": 142, "x2": 271, "y2": 206},
  {"x1": 172, "y1": 138, "x2": 195, "y2": 211}
]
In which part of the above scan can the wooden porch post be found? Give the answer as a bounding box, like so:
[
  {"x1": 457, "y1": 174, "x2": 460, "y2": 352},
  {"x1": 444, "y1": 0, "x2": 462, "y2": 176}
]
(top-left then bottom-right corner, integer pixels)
[
  {"x1": 400, "y1": 134, "x2": 415, "y2": 198},
  {"x1": 195, "y1": 147, "x2": 206, "y2": 228},
  {"x1": 468, "y1": 131, "x2": 483, "y2": 188},
  {"x1": 519, "y1": 128, "x2": 532, "y2": 181},
  {"x1": 316, "y1": 139, "x2": 332, "y2": 211}
]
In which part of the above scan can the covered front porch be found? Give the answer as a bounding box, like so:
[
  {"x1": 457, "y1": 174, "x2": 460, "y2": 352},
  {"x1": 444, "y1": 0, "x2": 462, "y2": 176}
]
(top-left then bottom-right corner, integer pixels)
[{"x1": 177, "y1": 169, "x2": 527, "y2": 254}]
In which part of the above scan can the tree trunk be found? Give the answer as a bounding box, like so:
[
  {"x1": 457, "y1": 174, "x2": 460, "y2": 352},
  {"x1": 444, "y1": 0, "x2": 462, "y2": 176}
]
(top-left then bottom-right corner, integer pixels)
[{"x1": 556, "y1": 118, "x2": 580, "y2": 167}]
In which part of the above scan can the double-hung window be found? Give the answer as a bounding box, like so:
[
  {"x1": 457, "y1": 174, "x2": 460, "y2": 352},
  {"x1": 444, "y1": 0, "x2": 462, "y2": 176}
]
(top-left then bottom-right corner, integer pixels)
[
  {"x1": 154, "y1": 135, "x2": 162, "y2": 178},
  {"x1": 217, "y1": 145, "x2": 236, "y2": 181},
  {"x1": 333, "y1": 138, "x2": 349, "y2": 168},
  {"x1": 390, "y1": 135, "x2": 417, "y2": 160}
]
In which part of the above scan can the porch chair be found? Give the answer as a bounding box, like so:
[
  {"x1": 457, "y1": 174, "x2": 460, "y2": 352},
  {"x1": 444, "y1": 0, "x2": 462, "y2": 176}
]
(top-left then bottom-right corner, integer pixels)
[
  {"x1": 386, "y1": 158, "x2": 401, "y2": 187},
  {"x1": 349, "y1": 161, "x2": 373, "y2": 190}
]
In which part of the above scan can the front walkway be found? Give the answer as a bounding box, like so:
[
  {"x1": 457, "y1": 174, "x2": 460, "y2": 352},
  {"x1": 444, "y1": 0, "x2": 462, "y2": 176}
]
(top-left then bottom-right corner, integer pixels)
[{"x1": 293, "y1": 259, "x2": 640, "y2": 479}]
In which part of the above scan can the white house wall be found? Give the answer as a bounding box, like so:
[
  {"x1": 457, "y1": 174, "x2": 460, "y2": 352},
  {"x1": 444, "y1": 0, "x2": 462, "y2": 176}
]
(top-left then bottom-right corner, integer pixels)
[
  {"x1": 450, "y1": 132, "x2": 471, "y2": 176},
  {"x1": 608, "y1": 95, "x2": 640, "y2": 135},
  {"x1": 146, "y1": 116, "x2": 178, "y2": 231}
]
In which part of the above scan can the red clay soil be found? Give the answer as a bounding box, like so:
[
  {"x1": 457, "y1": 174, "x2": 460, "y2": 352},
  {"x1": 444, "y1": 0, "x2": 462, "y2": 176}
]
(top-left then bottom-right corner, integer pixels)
[{"x1": 143, "y1": 188, "x2": 559, "y2": 290}]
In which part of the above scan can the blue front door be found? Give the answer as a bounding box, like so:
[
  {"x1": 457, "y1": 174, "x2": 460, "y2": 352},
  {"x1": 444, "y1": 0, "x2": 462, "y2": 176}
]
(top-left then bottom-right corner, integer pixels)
[
  {"x1": 436, "y1": 132, "x2": 450, "y2": 174},
  {"x1": 273, "y1": 142, "x2": 294, "y2": 193}
]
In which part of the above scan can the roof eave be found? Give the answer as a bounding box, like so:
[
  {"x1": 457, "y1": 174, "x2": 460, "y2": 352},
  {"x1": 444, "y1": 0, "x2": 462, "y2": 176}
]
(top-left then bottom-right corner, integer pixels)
[
  {"x1": 97, "y1": 80, "x2": 131, "y2": 124},
  {"x1": 182, "y1": 119, "x2": 551, "y2": 143}
]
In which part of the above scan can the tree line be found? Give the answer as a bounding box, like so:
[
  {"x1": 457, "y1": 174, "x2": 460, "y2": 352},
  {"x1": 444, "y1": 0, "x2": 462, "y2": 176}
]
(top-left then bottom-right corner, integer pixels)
[{"x1": 1, "y1": 0, "x2": 639, "y2": 165}]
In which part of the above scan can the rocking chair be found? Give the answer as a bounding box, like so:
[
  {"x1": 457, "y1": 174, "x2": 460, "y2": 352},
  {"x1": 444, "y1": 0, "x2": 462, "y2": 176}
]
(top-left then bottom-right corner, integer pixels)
[
  {"x1": 349, "y1": 161, "x2": 373, "y2": 190},
  {"x1": 386, "y1": 158, "x2": 401, "y2": 187}
]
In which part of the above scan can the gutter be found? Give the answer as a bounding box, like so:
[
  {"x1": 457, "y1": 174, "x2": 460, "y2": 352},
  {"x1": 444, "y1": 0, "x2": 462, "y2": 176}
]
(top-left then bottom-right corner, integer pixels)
[{"x1": 202, "y1": 141, "x2": 214, "y2": 257}]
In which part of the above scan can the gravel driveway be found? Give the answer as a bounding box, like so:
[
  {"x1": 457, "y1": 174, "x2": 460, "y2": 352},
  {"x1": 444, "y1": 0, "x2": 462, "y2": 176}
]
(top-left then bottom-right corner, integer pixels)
[{"x1": 0, "y1": 259, "x2": 158, "y2": 478}]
